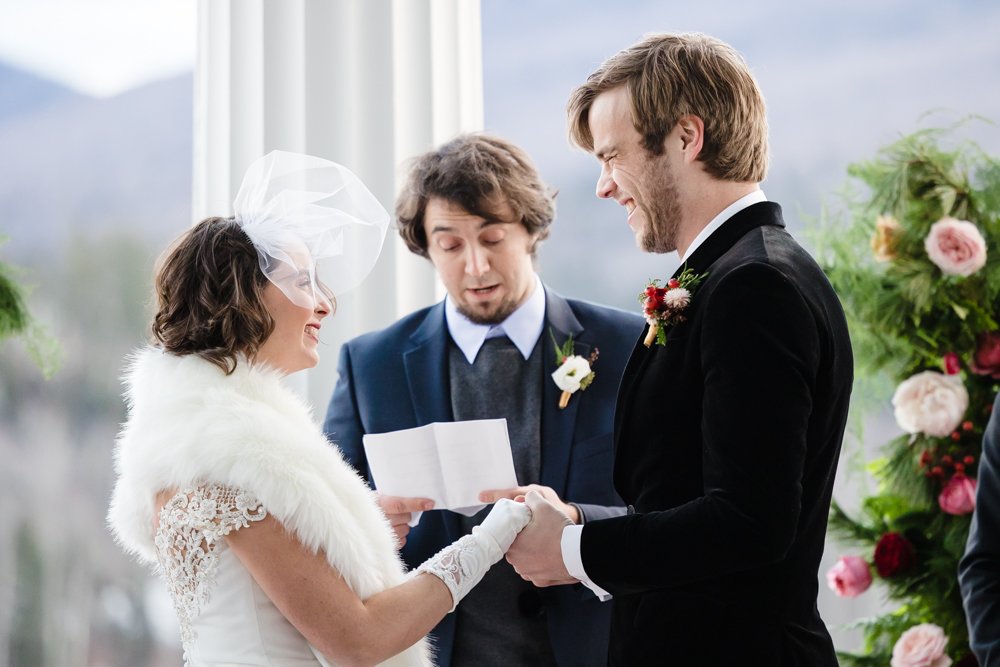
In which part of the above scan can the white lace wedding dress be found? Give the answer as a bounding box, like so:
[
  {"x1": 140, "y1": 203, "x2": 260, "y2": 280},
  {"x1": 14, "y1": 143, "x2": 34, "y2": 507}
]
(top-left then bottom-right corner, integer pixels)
[{"x1": 155, "y1": 483, "x2": 333, "y2": 667}]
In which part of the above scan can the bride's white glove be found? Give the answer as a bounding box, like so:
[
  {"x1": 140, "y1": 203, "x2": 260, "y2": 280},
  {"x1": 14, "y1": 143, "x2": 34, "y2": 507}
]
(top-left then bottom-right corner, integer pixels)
[{"x1": 416, "y1": 498, "x2": 531, "y2": 612}]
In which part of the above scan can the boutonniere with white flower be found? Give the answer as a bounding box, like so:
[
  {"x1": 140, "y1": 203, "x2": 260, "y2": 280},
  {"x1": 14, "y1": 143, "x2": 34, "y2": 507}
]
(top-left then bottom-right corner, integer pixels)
[
  {"x1": 639, "y1": 265, "x2": 707, "y2": 347},
  {"x1": 550, "y1": 329, "x2": 599, "y2": 409}
]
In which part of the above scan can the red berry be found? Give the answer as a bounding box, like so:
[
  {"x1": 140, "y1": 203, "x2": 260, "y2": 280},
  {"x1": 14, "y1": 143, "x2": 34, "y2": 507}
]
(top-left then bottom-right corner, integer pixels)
[
  {"x1": 667, "y1": 279, "x2": 680, "y2": 289},
  {"x1": 931, "y1": 466, "x2": 944, "y2": 477},
  {"x1": 951, "y1": 432, "x2": 962, "y2": 441},
  {"x1": 955, "y1": 463, "x2": 966, "y2": 474},
  {"x1": 962, "y1": 421, "x2": 974, "y2": 431},
  {"x1": 942, "y1": 455, "x2": 953, "y2": 464},
  {"x1": 964, "y1": 455, "x2": 975, "y2": 465}
]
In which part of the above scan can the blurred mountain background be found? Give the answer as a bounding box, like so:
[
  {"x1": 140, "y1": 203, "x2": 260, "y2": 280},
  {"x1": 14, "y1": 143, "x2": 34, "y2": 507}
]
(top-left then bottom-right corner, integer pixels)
[{"x1": 1, "y1": 1, "x2": 998, "y2": 664}]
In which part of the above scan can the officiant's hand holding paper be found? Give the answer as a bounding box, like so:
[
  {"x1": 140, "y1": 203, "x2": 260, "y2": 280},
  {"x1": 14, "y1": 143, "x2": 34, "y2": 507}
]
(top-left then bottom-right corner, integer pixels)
[
  {"x1": 363, "y1": 419, "x2": 519, "y2": 528},
  {"x1": 375, "y1": 494, "x2": 435, "y2": 547}
]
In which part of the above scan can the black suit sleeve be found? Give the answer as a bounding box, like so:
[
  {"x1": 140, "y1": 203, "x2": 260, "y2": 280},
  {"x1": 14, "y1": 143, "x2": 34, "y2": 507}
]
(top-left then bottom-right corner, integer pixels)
[
  {"x1": 581, "y1": 263, "x2": 820, "y2": 594},
  {"x1": 322, "y1": 342, "x2": 371, "y2": 482},
  {"x1": 960, "y1": 391, "x2": 1000, "y2": 666}
]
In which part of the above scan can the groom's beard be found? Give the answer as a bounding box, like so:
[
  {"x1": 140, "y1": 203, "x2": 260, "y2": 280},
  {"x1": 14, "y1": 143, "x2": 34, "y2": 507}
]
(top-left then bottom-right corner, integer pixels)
[{"x1": 640, "y1": 156, "x2": 682, "y2": 254}]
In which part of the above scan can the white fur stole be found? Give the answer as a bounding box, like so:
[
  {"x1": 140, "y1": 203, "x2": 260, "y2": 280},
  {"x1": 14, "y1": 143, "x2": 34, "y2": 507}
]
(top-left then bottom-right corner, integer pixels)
[{"x1": 107, "y1": 347, "x2": 431, "y2": 666}]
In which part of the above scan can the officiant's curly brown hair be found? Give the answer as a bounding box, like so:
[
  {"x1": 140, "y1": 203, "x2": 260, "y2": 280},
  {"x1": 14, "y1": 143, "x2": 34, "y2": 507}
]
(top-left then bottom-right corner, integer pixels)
[{"x1": 395, "y1": 133, "x2": 556, "y2": 259}]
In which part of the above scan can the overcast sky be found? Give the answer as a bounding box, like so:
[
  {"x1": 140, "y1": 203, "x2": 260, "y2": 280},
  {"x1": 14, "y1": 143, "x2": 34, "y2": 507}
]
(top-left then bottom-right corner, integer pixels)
[{"x1": 0, "y1": 0, "x2": 196, "y2": 97}]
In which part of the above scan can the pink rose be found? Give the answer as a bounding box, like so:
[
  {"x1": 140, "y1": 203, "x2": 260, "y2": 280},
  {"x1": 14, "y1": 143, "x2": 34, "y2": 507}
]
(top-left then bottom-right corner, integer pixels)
[
  {"x1": 924, "y1": 217, "x2": 987, "y2": 277},
  {"x1": 938, "y1": 474, "x2": 976, "y2": 515},
  {"x1": 971, "y1": 331, "x2": 1000, "y2": 379},
  {"x1": 826, "y1": 556, "x2": 872, "y2": 597},
  {"x1": 891, "y1": 623, "x2": 952, "y2": 667}
]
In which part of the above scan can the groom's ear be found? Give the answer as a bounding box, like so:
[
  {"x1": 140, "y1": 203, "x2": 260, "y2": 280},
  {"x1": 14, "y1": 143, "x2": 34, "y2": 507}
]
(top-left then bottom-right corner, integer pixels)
[{"x1": 675, "y1": 115, "x2": 704, "y2": 163}]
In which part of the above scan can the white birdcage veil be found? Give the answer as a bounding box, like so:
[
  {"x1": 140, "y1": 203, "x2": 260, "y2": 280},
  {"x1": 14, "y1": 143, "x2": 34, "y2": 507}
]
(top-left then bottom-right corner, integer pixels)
[{"x1": 232, "y1": 150, "x2": 389, "y2": 309}]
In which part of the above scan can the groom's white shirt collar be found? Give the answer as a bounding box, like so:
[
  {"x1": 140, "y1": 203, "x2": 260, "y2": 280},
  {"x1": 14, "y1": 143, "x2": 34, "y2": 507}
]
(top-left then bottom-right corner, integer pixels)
[
  {"x1": 445, "y1": 273, "x2": 545, "y2": 363},
  {"x1": 678, "y1": 189, "x2": 767, "y2": 263}
]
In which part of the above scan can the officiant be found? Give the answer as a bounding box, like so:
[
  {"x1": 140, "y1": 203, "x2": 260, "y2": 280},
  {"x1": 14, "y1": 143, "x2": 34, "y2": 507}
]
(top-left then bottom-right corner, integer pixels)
[{"x1": 323, "y1": 133, "x2": 642, "y2": 667}]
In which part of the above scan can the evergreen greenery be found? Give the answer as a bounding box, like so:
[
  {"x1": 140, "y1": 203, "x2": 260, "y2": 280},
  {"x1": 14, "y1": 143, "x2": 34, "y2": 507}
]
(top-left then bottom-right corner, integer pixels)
[{"x1": 0, "y1": 238, "x2": 60, "y2": 377}]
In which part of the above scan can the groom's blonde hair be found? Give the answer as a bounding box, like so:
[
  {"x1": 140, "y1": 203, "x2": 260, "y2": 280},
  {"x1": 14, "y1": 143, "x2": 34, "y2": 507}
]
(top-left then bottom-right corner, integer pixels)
[{"x1": 568, "y1": 32, "x2": 769, "y2": 183}]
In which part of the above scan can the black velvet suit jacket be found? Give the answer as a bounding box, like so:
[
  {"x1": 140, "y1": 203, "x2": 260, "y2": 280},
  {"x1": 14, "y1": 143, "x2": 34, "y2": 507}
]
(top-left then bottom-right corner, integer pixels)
[
  {"x1": 959, "y1": 391, "x2": 1000, "y2": 667},
  {"x1": 580, "y1": 202, "x2": 853, "y2": 666}
]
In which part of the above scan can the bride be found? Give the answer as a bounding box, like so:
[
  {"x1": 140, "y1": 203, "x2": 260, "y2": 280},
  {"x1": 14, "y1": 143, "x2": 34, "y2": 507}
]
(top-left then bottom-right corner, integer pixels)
[{"x1": 107, "y1": 152, "x2": 530, "y2": 667}]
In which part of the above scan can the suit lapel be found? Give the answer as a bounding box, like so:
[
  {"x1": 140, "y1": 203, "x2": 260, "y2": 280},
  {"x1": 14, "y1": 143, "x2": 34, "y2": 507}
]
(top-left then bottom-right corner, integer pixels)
[
  {"x1": 402, "y1": 302, "x2": 454, "y2": 426},
  {"x1": 402, "y1": 303, "x2": 463, "y2": 542},
  {"x1": 540, "y1": 290, "x2": 587, "y2": 497}
]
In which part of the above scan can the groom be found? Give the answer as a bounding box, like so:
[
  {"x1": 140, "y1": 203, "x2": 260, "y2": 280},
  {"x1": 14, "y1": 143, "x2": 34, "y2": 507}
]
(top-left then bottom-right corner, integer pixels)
[{"x1": 506, "y1": 33, "x2": 854, "y2": 665}]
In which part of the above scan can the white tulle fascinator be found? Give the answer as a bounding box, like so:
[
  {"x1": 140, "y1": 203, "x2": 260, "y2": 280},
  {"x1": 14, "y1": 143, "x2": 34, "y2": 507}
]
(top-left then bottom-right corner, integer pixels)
[{"x1": 233, "y1": 150, "x2": 389, "y2": 309}]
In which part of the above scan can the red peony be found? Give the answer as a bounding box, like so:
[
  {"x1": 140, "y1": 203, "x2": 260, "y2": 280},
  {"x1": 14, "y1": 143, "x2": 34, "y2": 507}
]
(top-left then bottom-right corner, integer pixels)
[
  {"x1": 873, "y1": 532, "x2": 916, "y2": 578},
  {"x1": 971, "y1": 331, "x2": 1000, "y2": 379}
]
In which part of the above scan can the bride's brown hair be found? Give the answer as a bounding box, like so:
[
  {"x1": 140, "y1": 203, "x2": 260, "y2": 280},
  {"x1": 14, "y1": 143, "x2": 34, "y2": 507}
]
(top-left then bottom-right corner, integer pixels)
[{"x1": 151, "y1": 217, "x2": 274, "y2": 374}]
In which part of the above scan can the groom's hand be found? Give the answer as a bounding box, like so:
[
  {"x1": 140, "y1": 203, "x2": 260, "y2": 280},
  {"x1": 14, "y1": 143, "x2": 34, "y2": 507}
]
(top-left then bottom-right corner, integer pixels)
[
  {"x1": 506, "y1": 490, "x2": 577, "y2": 587},
  {"x1": 376, "y1": 494, "x2": 434, "y2": 548},
  {"x1": 479, "y1": 484, "x2": 581, "y2": 524}
]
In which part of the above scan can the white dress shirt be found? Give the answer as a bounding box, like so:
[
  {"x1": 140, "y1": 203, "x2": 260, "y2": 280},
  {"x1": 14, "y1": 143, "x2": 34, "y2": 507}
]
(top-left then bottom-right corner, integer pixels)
[
  {"x1": 561, "y1": 190, "x2": 768, "y2": 602},
  {"x1": 445, "y1": 273, "x2": 546, "y2": 362}
]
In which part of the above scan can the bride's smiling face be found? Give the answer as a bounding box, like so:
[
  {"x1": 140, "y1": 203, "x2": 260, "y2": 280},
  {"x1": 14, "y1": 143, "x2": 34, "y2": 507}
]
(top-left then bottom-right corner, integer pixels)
[{"x1": 255, "y1": 248, "x2": 333, "y2": 375}]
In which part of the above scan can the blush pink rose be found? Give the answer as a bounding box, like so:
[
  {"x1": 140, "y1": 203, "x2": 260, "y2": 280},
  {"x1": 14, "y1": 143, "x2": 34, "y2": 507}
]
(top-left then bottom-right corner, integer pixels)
[
  {"x1": 891, "y1": 623, "x2": 952, "y2": 667},
  {"x1": 938, "y1": 474, "x2": 976, "y2": 515},
  {"x1": 924, "y1": 217, "x2": 987, "y2": 277},
  {"x1": 825, "y1": 556, "x2": 872, "y2": 597}
]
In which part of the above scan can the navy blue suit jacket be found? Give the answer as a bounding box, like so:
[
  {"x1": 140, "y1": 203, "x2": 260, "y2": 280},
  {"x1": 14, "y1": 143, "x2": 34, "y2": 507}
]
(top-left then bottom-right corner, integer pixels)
[
  {"x1": 960, "y1": 391, "x2": 1000, "y2": 667},
  {"x1": 323, "y1": 287, "x2": 643, "y2": 667}
]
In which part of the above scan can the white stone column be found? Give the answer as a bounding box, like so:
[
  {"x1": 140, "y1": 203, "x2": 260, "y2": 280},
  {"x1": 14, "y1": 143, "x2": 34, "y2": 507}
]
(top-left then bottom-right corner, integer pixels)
[{"x1": 193, "y1": 0, "x2": 483, "y2": 408}]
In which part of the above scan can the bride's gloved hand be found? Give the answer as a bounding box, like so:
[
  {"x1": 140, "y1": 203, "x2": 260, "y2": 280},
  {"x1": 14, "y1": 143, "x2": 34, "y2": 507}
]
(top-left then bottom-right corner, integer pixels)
[{"x1": 416, "y1": 499, "x2": 531, "y2": 611}]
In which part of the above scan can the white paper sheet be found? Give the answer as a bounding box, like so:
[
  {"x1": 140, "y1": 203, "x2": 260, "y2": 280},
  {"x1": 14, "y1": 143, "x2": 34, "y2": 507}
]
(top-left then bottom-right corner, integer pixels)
[{"x1": 362, "y1": 418, "x2": 519, "y2": 525}]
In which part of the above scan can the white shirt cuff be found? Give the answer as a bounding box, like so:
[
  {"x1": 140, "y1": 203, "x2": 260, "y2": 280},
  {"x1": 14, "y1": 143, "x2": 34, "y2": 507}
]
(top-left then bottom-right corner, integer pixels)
[{"x1": 560, "y1": 524, "x2": 612, "y2": 601}]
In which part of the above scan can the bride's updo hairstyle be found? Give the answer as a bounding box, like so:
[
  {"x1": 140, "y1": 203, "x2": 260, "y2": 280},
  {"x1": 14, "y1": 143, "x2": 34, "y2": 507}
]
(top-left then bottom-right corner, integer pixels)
[{"x1": 152, "y1": 216, "x2": 274, "y2": 374}]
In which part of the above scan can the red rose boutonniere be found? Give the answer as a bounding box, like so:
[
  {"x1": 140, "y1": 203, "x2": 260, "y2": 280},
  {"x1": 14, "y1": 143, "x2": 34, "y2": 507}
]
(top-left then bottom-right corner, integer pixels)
[{"x1": 638, "y1": 265, "x2": 707, "y2": 347}]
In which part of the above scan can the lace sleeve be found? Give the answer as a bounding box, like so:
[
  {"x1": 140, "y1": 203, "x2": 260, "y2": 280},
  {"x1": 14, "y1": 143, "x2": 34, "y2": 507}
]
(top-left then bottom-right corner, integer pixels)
[{"x1": 154, "y1": 484, "x2": 267, "y2": 663}]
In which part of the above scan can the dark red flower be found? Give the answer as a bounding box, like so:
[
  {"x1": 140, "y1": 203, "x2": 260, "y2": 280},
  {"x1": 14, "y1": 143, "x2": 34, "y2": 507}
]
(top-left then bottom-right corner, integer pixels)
[
  {"x1": 943, "y1": 352, "x2": 961, "y2": 375},
  {"x1": 873, "y1": 532, "x2": 916, "y2": 578},
  {"x1": 643, "y1": 288, "x2": 667, "y2": 316},
  {"x1": 972, "y1": 331, "x2": 1000, "y2": 379}
]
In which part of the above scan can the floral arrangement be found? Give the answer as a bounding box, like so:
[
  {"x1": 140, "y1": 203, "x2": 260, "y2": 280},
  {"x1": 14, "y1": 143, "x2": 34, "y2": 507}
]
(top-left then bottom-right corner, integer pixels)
[
  {"x1": 812, "y1": 125, "x2": 1000, "y2": 666},
  {"x1": 638, "y1": 266, "x2": 706, "y2": 347},
  {"x1": 549, "y1": 329, "x2": 598, "y2": 408}
]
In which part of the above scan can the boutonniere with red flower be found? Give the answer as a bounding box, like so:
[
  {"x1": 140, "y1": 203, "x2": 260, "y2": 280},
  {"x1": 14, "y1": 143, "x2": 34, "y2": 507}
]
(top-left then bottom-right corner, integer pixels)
[
  {"x1": 639, "y1": 265, "x2": 707, "y2": 347},
  {"x1": 550, "y1": 329, "x2": 599, "y2": 409}
]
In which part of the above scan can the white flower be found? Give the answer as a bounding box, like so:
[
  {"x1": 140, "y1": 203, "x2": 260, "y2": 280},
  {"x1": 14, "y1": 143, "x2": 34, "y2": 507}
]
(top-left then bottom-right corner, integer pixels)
[
  {"x1": 891, "y1": 623, "x2": 952, "y2": 667},
  {"x1": 663, "y1": 287, "x2": 691, "y2": 309},
  {"x1": 892, "y1": 371, "x2": 969, "y2": 437},
  {"x1": 551, "y1": 355, "x2": 592, "y2": 393}
]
